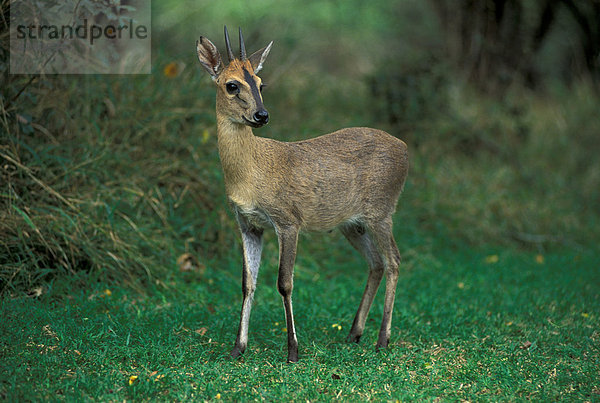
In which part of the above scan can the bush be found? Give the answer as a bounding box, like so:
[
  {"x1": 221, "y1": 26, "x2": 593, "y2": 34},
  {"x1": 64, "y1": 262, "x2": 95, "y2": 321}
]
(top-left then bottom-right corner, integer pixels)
[
  {"x1": 0, "y1": 65, "x2": 230, "y2": 291},
  {"x1": 2, "y1": 0, "x2": 599, "y2": 292}
]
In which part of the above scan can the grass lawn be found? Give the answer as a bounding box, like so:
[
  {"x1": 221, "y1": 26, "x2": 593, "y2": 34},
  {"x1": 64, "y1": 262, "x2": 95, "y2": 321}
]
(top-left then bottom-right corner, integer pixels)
[{"x1": 1, "y1": 241, "x2": 598, "y2": 401}]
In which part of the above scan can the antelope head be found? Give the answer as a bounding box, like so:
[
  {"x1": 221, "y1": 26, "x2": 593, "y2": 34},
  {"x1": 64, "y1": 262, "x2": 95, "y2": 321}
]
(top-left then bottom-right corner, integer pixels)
[{"x1": 197, "y1": 26, "x2": 273, "y2": 128}]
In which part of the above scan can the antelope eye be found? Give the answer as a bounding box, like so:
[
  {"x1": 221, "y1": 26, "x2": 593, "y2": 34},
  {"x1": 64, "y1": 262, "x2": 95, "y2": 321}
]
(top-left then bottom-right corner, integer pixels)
[{"x1": 226, "y1": 82, "x2": 239, "y2": 94}]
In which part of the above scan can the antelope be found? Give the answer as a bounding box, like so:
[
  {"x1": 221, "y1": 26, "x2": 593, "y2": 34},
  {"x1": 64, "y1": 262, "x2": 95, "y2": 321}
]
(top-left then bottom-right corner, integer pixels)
[{"x1": 196, "y1": 27, "x2": 409, "y2": 362}]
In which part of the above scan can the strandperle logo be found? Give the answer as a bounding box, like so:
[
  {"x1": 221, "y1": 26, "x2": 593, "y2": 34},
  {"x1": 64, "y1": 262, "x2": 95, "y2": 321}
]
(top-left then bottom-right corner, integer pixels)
[
  {"x1": 10, "y1": 0, "x2": 151, "y2": 74},
  {"x1": 14, "y1": 18, "x2": 148, "y2": 46}
]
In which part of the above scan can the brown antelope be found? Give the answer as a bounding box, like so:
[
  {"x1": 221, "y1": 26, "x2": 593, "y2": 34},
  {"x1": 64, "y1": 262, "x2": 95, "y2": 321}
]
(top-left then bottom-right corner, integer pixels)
[{"x1": 196, "y1": 27, "x2": 409, "y2": 362}]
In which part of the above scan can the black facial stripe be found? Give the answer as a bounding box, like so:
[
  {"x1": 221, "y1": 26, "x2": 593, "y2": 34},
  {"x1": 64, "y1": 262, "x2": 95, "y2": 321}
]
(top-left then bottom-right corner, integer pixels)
[
  {"x1": 243, "y1": 68, "x2": 263, "y2": 109},
  {"x1": 236, "y1": 93, "x2": 248, "y2": 106}
]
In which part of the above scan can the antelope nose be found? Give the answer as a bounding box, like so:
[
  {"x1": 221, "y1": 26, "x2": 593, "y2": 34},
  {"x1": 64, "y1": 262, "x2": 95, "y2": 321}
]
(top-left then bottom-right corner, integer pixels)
[{"x1": 253, "y1": 110, "x2": 269, "y2": 125}]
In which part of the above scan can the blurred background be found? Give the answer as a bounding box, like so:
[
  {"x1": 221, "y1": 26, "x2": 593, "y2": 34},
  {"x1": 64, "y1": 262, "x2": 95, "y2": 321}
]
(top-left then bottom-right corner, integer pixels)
[{"x1": 1, "y1": 0, "x2": 599, "y2": 291}]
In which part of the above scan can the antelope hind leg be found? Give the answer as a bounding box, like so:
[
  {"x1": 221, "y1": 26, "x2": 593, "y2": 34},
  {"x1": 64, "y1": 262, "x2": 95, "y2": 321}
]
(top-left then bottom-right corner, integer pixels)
[
  {"x1": 371, "y1": 220, "x2": 401, "y2": 350},
  {"x1": 340, "y1": 223, "x2": 385, "y2": 343}
]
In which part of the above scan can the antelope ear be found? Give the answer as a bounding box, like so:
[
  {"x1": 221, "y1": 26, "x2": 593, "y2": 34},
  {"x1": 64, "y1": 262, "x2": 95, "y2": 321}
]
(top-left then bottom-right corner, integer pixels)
[
  {"x1": 249, "y1": 41, "x2": 273, "y2": 74},
  {"x1": 196, "y1": 36, "x2": 223, "y2": 80}
]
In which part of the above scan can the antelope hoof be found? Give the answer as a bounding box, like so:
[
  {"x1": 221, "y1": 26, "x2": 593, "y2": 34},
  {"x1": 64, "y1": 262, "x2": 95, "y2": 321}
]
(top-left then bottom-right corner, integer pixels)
[
  {"x1": 230, "y1": 345, "x2": 245, "y2": 359},
  {"x1": 375, "y1": 338, "x2": 389, "y2": 351},
  {"x1": 287, "y1": 345, "x2": 299, "y2": 363},
  {"x1": 346, "y1": 333, "x2": 362, "y2": 343}
]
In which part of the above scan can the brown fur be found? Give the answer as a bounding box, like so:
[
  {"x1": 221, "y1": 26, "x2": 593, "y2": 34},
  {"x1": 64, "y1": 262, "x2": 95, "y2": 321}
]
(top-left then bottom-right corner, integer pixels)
[{"x1": 197, "y1": 30, "x2": 408, "y2": 362}]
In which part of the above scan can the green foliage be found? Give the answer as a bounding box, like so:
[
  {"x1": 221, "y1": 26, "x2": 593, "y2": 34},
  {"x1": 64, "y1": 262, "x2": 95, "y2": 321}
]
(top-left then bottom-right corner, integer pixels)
[
  {"x1": 2, "y1": 0, "x2": 600, "y2": 290},
  {"x1": 0, "y1": 68, "x2": 230, "y2": 291},
  {"x1": 1, "y1": 248, "x2": 598, "y2": 400}
]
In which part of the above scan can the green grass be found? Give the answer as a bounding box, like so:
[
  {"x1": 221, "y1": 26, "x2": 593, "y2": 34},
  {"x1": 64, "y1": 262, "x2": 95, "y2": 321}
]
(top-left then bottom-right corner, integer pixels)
[{"x1": 2, "y1": 244, "x2": 598, "y2": 401}]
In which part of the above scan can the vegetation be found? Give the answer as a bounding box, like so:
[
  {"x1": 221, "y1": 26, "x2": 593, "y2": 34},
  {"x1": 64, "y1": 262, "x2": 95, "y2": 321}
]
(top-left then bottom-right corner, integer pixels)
[{"x1": 1, "y1": 0, "x2": 598, "y2": 400}]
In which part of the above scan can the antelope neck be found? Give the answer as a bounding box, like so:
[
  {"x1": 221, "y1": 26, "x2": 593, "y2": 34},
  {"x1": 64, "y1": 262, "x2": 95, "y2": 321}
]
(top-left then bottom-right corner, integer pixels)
[{"x1": 216, "y1": 114, "x2": 258, "y2": 187}]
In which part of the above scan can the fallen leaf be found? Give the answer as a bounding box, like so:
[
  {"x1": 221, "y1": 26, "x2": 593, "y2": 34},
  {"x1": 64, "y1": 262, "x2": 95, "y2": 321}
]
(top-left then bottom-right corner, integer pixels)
[
  {"x1": 485, "y1": 254, "x2": 499, "y2": 264},
  {"x1": 128, "y1": 375, "x2": 138, "y2": 385},
  {"x1": 520, "y1": 341, "x2": 532, "y2": 349},
  {"x1": 149, "y1": 371, "x2": 164, "y2": 381},
  {"x1": 195, "y1": 327, "x2": 208, "y2": 336},
  {"x1": 42, "y1": 324, "x2": 58, "y2": 340},
  {"x1": 16, "y1": 114, "x2": 30, "y2": 124},
  {"x1": 103, "y1": 98, "x2": 116, "y2": 117},
  {"x1": 164, "y1": 62, "x2": 180, "y2": 78},
  {"x1": 27, "y1": 287, "x2": 43, "y2": 297},
  {"x1": 202, "y1": 129, "x2": 211, "y2": 144},
  {"x1": 177, "y1": 253, "x2": 205, "y2": 273}
]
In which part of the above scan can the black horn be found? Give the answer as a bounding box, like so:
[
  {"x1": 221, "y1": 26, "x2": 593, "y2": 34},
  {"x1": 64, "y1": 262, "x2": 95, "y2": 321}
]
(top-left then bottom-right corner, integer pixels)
[
  {"x1": 239, "y1": 27, "x2": 247, "y2": 61},
  {"x1": 224, "y1": 26, "x2": 235, "y2": 62}
]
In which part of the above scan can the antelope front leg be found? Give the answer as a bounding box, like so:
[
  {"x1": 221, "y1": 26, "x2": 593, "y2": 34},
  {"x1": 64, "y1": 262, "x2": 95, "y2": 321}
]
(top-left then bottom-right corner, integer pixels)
[
  {"x1": 276, "y1": 225, "x2": 300, "y2": 362},
  {"x1": 231, "y1": 218, "x2": 264, "y2": 359}
]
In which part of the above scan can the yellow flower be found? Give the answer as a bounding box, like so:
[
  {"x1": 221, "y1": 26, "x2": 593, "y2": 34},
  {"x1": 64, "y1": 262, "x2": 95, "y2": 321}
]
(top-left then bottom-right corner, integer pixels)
[
  {"x1": 128, "y1": 375, "x2": 138, "y2": 385},
  {"x1": 485, "y1": 254, "x2": 499, "y2": 264},
  {"x1": 103, "y1": 289, "x2": 112, "y2": 297},
  {"x1": 535, "y1": 254, "x2": 545, "y2": 264},
  {"x1": 164, "y1": 62, "x2": 179, "y2": 78},
  {"x1": 216, "y1": 393, "x2": 221, "y2": 399},
  {"x1": 331, "y1": 323, "x2": 342, "y2": 331}
]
